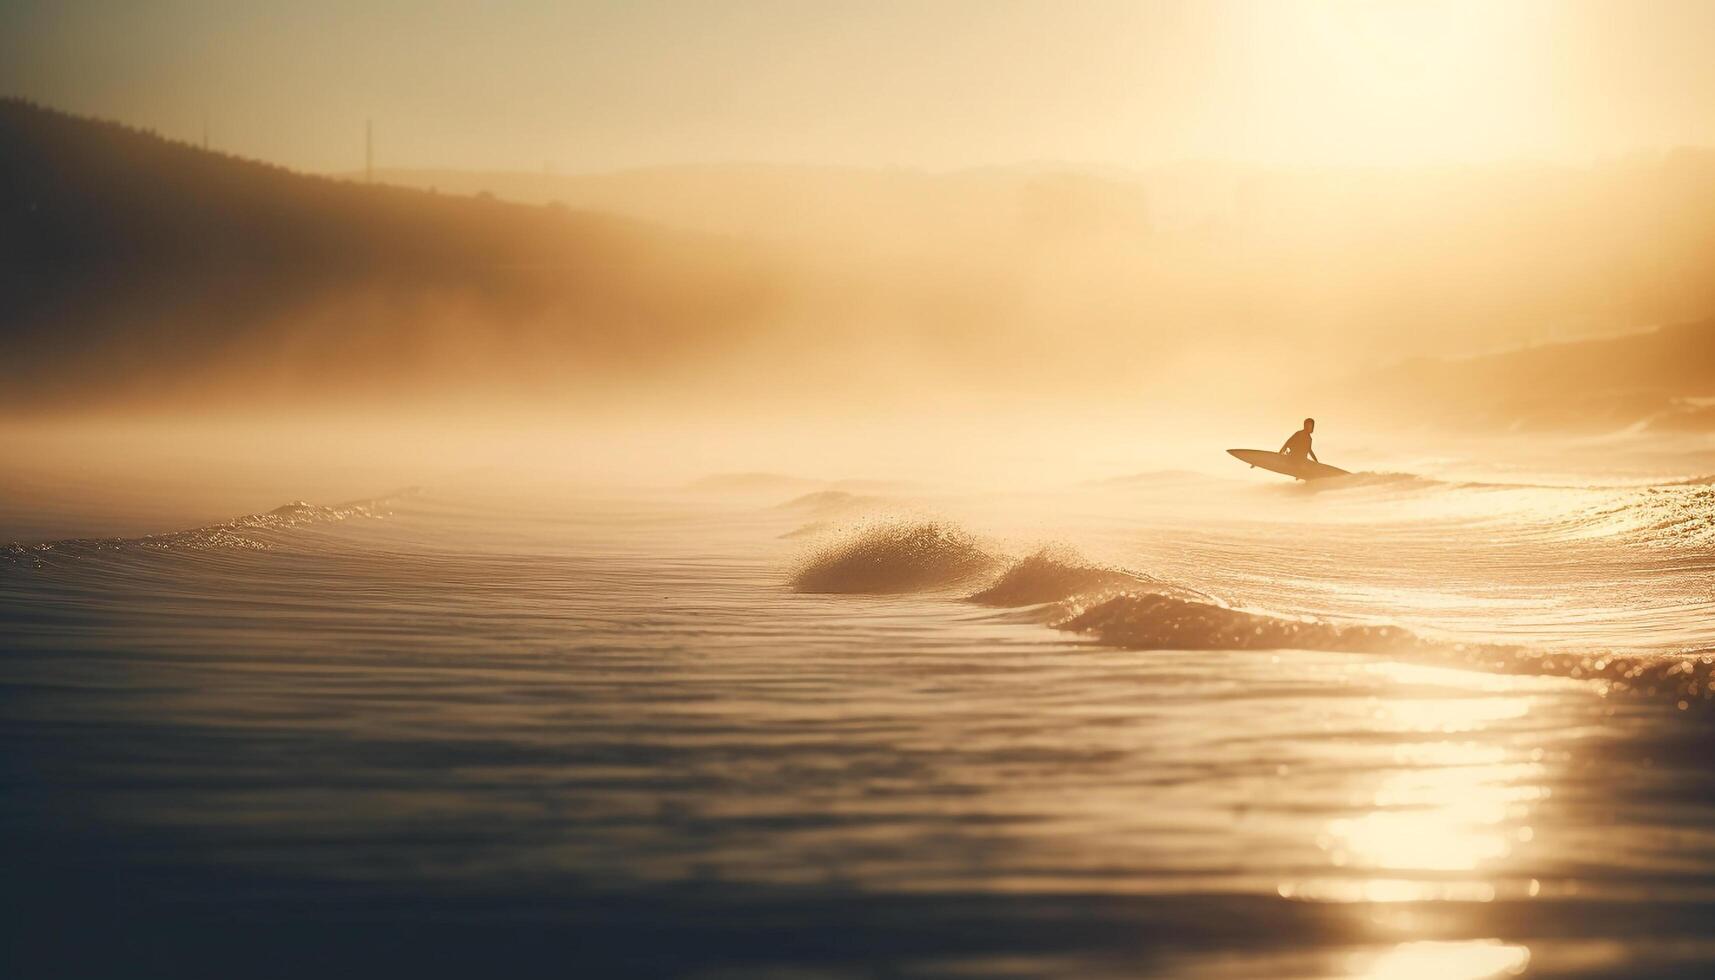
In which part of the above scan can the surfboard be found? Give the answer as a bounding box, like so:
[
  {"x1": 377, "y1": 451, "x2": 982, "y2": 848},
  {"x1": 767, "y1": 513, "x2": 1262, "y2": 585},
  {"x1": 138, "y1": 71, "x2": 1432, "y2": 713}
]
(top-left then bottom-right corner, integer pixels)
[{"x1": 1227, "y1": 449, "x2": 1350, "y2": 481}]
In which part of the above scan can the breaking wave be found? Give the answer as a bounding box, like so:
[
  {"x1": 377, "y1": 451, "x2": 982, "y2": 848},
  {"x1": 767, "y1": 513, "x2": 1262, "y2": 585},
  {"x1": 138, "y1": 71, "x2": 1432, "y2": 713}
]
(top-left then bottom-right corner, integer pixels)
[
  {"x1": 4, "y1": 490, "x2": 415, "y2": 567},
  {"x1": 790, "y1": 513, "x2": 1715, "y2": 712},
  {"x1": 790, "y1": 521, "x2": 999, "y2": 593},
  {"x1": 967, "y1": 547, "x2": 1200, "y2": 607},
  {"x1": 1631, "y1": 485, "x2": 1715, "y2": 548},
  {"x1": 792, "y1": 526, "x2": 1198, "y2": 603},
  {"x1": 1039, "y1": 585, "x2": 1715, "y2": 712},
  {"x1": 1058, "y1": 591, "x2": 1715, "y2": 710},
  {"x1": 1059, "y1": 592, "x2": 1419, "y2": 652}
]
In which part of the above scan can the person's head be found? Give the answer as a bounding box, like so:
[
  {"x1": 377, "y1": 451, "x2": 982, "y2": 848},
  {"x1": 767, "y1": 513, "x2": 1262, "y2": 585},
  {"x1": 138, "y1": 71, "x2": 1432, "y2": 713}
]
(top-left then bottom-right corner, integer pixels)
[{"x1": 1303, "y1": 418, "x2": 1315, "y2": 432}]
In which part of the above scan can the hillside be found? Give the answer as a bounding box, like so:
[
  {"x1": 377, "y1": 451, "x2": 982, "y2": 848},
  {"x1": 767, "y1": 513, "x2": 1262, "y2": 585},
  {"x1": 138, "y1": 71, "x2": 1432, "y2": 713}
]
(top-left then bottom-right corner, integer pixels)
[
  {"x1": 1358, "y1": 318, "x2": 1715, "y2": 432},
  {"x1": 7, "y1": 99, "x2": 1715, "y2": 420},
  {"x1": 0, "y1": 99, "x2": 786, "y2": 410}
]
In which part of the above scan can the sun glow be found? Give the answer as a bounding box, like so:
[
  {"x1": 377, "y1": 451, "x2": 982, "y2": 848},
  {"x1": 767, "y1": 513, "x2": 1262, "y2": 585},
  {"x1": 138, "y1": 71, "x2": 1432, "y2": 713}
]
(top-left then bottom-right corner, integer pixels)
[{"x1": 1239, "y1": 0, "x2": 1556, "y2": 165}]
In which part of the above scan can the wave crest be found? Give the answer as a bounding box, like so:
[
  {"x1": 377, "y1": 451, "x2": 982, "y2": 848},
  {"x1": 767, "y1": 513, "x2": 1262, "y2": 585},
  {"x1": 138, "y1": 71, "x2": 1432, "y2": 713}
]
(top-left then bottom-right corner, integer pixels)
[
  {"x1": 5, "y1": 490, "x2": 415, "y2": 567},
  {"x1": 1055, "y1": 593, "x2": 1715, "y2": 711},
  {"x1": 969, "y1": 547, "x2": 1173, "y2": 607},
  {"x1": 785, "y1": 515, "x2": 1715, "y2": 711},
  {"x1": 1059, "y1": 592, "x2": 1420, "y2": 652},
  {"x1": 791, "y1": 522, "x2": 999, "y2": 594}
]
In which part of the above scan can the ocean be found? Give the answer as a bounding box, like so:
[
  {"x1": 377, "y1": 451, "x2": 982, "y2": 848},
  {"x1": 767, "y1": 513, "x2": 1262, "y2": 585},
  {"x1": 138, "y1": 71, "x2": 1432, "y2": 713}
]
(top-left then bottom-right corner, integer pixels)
[{"x1": 4, "y1": 454, "x2": 1715, "y2": 977}]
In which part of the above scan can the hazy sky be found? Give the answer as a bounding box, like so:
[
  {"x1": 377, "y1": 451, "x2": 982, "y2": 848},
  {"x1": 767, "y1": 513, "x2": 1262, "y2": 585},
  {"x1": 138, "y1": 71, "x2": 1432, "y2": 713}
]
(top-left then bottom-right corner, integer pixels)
[{"x1": 5, "y1": 0, "x2": 1715, "y2": 174}]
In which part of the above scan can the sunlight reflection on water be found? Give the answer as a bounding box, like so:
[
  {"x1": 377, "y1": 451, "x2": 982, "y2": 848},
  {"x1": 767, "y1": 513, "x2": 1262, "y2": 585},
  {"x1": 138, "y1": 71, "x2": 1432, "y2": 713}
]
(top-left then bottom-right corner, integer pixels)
[
  {"x1": 1349, "y1": 938, "x2": 1529, "y2": 979},
  {"x1": 5, "y1": 484, "x2": 1715, "y2": 975}
]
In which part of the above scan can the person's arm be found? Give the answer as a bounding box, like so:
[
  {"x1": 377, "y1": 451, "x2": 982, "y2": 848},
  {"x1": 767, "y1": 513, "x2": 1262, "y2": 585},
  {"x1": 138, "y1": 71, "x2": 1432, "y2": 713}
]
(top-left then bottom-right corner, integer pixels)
[
  {"x1": 1308, "y1": 445, "x2": 1319, "y2": 463},
  {"x1": 1279, "y1": 435, "x2": 1293, "y2": 454}
]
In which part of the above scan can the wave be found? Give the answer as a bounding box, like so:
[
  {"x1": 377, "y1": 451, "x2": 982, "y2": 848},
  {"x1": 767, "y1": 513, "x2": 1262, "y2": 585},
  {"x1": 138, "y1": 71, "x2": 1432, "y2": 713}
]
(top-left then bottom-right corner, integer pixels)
[
  {"x1": 793, "y1": 521, "x2": 1446, "y2": 641},
  {"x1": 1279, "y1": 472, "x2": 1714, "y2": 549},
  {"x1": 790, "y1": 521, "x2": 1000, "y2": 594},
  {"x1": 4, "y1": 490, "x2": 415, "y2": 567},
  {"x1": 1361, "y1": 472, "x2": 1715, "y2": 493},
  {"x1": 1304, "y1": 471, "x2": 1623, "y2": 492},
  {"x1": 791, "y1": 515, "x2": 1715, "y2": 712},
  {"x1": 1058, "y1": 583, "x2": 1715, "y2": 711},
  {"x1": 773, "y1": 490, "x2": 891, "y2": 516},
  {"x1": 1320, "y1": 471, "x2": 1452, "y2": 490},
  {"x1": 1628, "y1": 486, "x2": 1715, "y2": 547},
  {"x1": 1046, "y1": 588, "x2": 1715, "y2": 711},
  {"x1": 689, "y1": 472, "x2": 819, "y2": 493},
  {"x1": 1534, "y1": 483, "x2": 1715, "y2": 548},
  {"x1": 1059, "y1": 591, "x2": 1420, "y2": 653},
  {"x1": 1284, "y1": 468, "x2": 1715, "y2": 494},
  {"x1": 968, "y1": 547, "x2": 1197, "y2": 607},
  {"x1": 791, "y1": 524, "x2": 1190, "y2": 602}
]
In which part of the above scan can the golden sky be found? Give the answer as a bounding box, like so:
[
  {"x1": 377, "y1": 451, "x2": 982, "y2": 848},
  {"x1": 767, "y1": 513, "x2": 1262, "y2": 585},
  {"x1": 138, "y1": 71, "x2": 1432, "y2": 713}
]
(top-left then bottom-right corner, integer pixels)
[{"x1": 5, "y1": 0, "x2": 1715, "y2": 173}]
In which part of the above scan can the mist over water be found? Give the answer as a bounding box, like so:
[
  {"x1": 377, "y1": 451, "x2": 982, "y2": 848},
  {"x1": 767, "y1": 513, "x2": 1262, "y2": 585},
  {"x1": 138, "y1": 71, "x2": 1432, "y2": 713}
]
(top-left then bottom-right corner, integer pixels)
[
  {"x1": 6, "y1": 418, "x2": 1715, "y2": 977},
  {"x1": 7, "y1": 21, "x2": 1715, "y2": 971}
]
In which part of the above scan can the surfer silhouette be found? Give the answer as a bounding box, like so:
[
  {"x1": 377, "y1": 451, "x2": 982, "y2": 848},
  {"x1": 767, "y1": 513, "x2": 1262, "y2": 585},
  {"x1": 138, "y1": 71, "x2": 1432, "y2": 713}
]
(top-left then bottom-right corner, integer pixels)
[
  {"x1": 1279, "y1": 418, "x2": 1318, "y2": 464},
  {"x1": 1226, "y1": 419, "x2": 1346, "y2": 479}
]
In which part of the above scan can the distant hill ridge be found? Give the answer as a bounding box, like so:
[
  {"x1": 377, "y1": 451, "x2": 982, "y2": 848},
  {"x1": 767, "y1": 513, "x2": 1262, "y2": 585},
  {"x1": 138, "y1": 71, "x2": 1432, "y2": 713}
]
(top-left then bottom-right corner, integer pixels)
[
  {"x1": 0, "y1": 99, "x2": 673, "y2": 271},
  {"x1": 5, "y1": 99, "x2": 1715, "y2": 419},
  {"x1": 0, "y1": 98, "x2": 784, "y2": 409},
  {"x1": 1361, "y1": 318, "x2": 1715, "y2": 432}
]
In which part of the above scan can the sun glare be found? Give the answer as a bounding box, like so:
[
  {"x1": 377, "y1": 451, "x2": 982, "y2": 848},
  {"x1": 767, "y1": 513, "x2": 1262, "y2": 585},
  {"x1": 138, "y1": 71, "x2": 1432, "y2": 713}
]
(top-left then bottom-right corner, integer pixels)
[
  {"x1": 1350, "y1": 939, "x2": 1530, "y2": 980},
  {"x1": 1267, "y1": 0, "x2": 1553, "y2": 164},
  {"x1": 7, "y1": 0, "x2": 1715, "y2": 975}
]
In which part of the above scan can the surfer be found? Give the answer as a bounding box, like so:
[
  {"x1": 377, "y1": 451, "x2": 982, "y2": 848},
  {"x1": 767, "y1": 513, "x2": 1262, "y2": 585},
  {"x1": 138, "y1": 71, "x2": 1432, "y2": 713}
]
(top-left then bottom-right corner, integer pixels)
[
  {"x1": 1226, "y1": 420, "x2": 1345, "y2": 479},
  {"x1": 1279, "y1": 418, "x2": 1318, "y2": 465}
]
